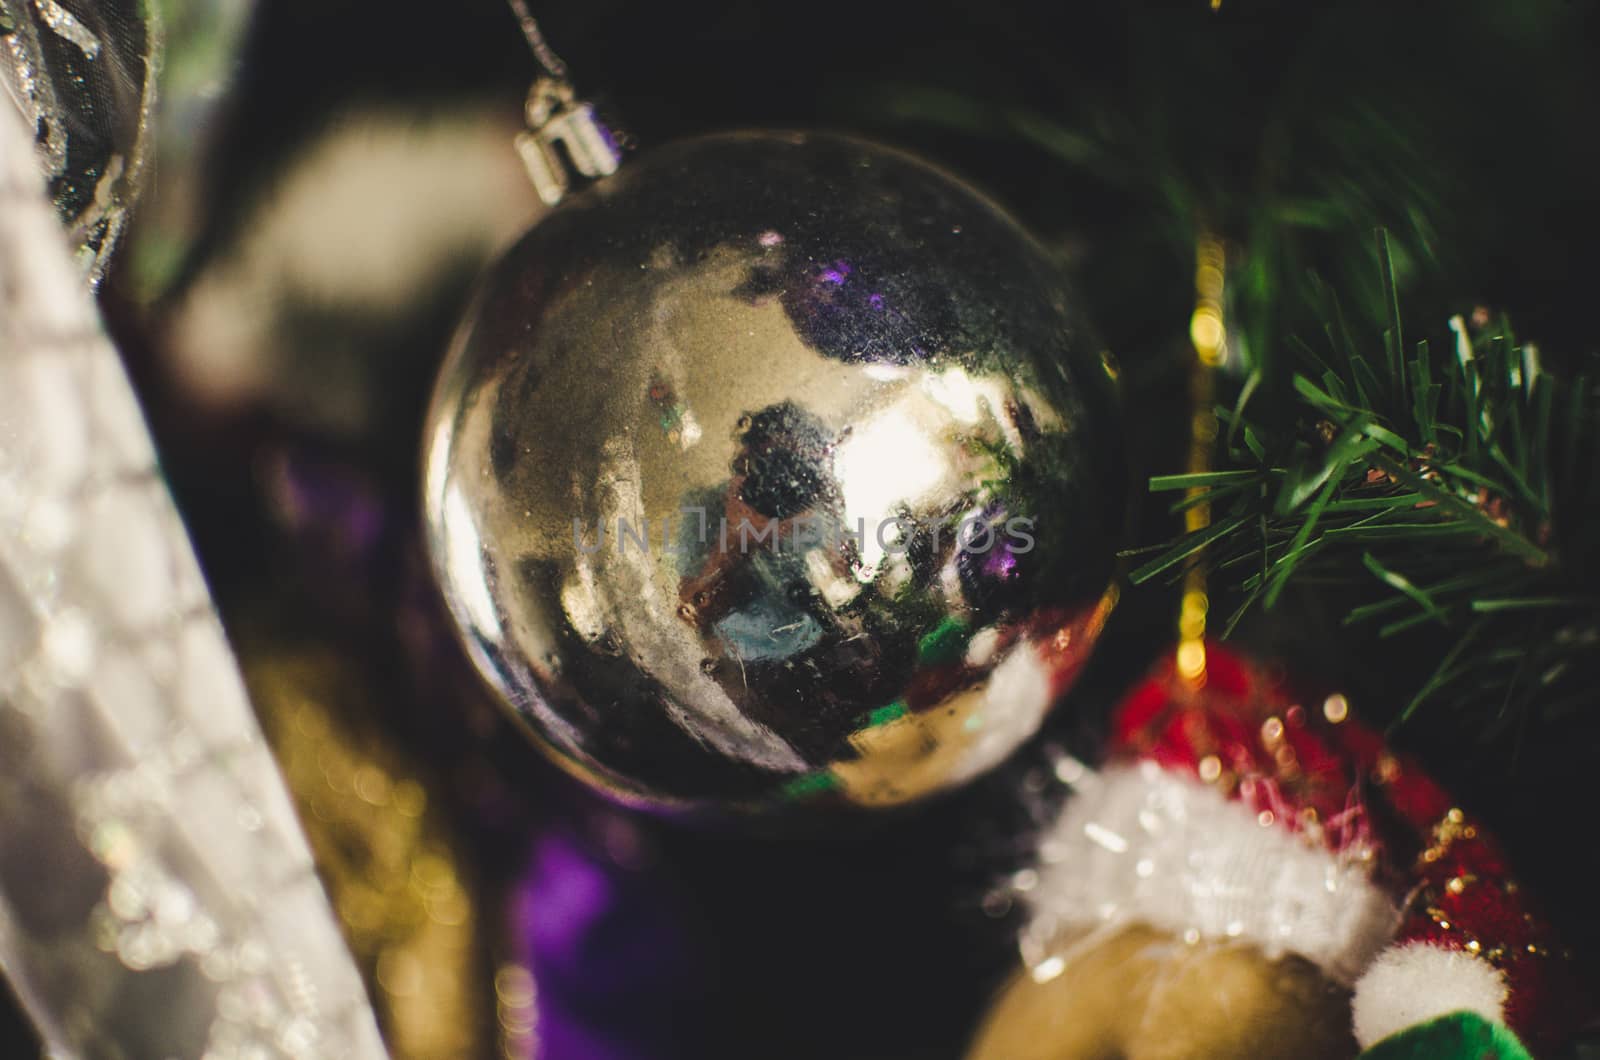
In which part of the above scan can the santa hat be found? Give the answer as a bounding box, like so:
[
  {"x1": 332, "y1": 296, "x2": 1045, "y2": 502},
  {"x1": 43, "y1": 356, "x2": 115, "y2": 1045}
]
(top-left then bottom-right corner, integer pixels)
[{"x1": 1024, "y1": 643, "x2": 1588, "y2": 1057}]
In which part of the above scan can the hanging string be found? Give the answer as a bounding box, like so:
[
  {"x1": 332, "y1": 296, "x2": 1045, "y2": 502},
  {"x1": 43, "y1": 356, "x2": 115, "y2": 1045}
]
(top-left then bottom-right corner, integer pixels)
[{"x1": 504, "y1": 0, "x2": 570, "y2": 83}]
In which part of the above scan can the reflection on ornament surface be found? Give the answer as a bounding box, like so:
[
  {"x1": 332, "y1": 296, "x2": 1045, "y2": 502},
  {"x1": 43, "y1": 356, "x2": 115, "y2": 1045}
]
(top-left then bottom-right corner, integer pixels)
[{"x1": 425, "y1": 132, "x2": 1123, "y2": 812}]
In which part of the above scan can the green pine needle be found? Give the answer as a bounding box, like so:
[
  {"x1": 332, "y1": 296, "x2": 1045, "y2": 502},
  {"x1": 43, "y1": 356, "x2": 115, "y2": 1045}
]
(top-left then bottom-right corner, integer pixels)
[{"x1": 1131, "y1": 236, "x2": 1600, "y2": 739}]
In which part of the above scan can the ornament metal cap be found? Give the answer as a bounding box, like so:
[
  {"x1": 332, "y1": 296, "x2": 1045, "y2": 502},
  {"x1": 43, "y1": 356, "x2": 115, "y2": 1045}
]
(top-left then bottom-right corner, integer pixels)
[{"x1": 515, "y1": 77, "x2": 623, "y2": 206}]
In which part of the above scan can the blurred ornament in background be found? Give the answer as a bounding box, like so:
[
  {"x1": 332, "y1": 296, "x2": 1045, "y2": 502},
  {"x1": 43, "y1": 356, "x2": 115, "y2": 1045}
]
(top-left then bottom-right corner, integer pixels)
[
  {"x1": 161, "y1": 106, "x2": 543, "y2": 435},
  {"x1": 506, "y1": 823, "x2": 712, "y2": 1060},
  {"x1": 425, "y1": 130, "x2": 1124, "y2": 814},
  {"x1": 0, "y1": 0, "x2": 156, "y2": 282},
  {"x1": 122, "y1": 0, "x2": 257, "y2": 303}
]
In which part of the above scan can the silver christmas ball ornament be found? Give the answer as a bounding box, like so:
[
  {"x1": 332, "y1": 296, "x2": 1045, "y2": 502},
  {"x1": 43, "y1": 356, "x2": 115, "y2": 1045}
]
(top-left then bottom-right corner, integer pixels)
[{"x1": 424, "y1": 132, "x2": 1122, "y2": 813}]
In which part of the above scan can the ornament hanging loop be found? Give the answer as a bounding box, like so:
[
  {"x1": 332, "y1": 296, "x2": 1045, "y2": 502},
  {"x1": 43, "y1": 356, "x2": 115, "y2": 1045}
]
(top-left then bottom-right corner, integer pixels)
[
  {"x1": 504, "y1": 0, "x2": 623, "y2": 205},
  {"x1": 515, "y1": 78, "x2": 623, "y2": 206},
  {"x1": 506, "y1": 0, "x2": 570, "y2": 81}
]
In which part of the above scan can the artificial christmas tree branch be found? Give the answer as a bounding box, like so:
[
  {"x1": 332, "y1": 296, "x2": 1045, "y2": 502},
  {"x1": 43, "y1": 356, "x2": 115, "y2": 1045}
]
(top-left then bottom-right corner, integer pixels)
[{"x1": 1127, "y1": 231, "x2": 1600, "y2": 742}]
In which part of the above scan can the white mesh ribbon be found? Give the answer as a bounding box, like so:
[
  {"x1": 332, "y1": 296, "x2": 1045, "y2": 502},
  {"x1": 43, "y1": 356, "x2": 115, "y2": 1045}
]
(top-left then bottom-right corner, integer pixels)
[{"x1": 0, "y1": 98, "x2": 387, "y2": 1059}]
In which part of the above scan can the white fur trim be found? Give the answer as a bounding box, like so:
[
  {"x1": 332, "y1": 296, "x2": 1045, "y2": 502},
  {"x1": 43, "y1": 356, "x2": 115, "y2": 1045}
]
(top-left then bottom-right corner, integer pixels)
[
  {"x1": 1026, "y1": 763, "x2": 1400, "y2": 984},
  {"x1": 940, "y1": 643, "x2": 1055, "y2": 786},
  {"x1": 1351, "y1": 942, "x2": 1507, "y2": 1049}
]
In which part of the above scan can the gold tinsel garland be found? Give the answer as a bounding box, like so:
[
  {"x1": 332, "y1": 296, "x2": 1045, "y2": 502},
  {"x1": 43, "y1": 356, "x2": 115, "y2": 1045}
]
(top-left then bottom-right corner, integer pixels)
[{"x1": 243, "y1": 640, "x2": 518, "y2": 1058}]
